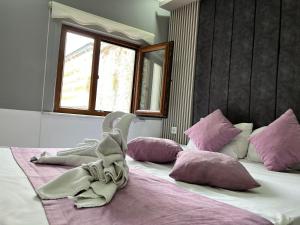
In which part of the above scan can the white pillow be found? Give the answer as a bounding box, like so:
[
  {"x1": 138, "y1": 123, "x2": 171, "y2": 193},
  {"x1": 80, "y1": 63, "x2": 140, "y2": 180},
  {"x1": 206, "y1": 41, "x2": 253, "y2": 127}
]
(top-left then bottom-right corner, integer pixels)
[
  {"x1": 246, "y1": 127, "x2": 265, "y2": 163},
  {"x1": 187, "y1": 123, "x2": 253, "y2": 159}
]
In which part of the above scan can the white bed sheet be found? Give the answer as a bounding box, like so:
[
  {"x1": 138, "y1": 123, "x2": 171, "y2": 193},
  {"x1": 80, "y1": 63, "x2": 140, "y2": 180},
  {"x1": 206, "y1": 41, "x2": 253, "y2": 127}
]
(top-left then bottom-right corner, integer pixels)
[
  {"x1": 1, "y1": 147, "x2": 300, "y2": 225},
  {"x1": 0, "y1": 147, "x2": 48, "y2": 225}
]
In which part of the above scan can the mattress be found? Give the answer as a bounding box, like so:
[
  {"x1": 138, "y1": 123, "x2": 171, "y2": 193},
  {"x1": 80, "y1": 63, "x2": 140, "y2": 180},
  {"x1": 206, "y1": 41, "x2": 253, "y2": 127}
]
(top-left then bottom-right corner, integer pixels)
[{"x1": 1, "y1": 147, "x2": 300, "y2": 225}]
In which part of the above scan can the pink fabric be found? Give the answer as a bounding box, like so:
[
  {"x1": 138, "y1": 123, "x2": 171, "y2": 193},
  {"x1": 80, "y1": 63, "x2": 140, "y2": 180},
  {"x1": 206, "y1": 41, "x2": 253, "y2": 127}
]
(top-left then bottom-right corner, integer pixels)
[
  {"x1": 127, "y1": 137, "x2": 182, "y2": 163},
  {"x1": 185, "y1": 109, "x2": 241, "y2": 152},
  {"x1": 11, "y1": 147, "x2": 272, "y2": 225},
  {"x1": 249, "y1": 109, "x2": 300, "y2": 171},
  {"x1": 170, "y1": 151, "x2": 260, "y2": 191}
]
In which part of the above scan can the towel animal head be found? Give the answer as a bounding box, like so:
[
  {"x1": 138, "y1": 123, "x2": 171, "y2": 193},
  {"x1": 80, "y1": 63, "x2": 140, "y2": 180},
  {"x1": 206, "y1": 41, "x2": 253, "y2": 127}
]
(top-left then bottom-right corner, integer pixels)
[{"x1": 102, "y1": 111, "x2": 136, "y2": 142}]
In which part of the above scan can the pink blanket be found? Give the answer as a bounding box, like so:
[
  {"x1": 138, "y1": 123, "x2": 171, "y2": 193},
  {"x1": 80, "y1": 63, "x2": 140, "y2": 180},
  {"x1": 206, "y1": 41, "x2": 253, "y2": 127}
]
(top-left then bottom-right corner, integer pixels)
[{"x1": 11, "y1": 147, "x2": 273, "y2": 225}]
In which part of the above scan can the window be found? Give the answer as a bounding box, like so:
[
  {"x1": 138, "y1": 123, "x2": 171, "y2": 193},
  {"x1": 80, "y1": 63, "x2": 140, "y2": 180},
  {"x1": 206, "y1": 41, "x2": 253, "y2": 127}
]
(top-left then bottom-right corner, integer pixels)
[
  {"x1": 55, "y1": 25, "x2": 173, "y2": 117},
  {"x1": 95, "y1": 42, "x2": 136, "y2": 112},
  {"x1": 54, "y1": 25, "x2": 138, "y2": 116}
]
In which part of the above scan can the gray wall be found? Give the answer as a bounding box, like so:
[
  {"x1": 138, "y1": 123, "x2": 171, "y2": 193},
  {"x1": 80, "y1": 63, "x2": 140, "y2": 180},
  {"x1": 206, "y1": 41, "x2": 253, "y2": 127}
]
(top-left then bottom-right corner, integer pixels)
[
  {"x1": 0, "y1": 0, "x2": 169, "y2": 112},
  {"x1": 0, "y1": 0, "x2": 49, "y2": 111}
]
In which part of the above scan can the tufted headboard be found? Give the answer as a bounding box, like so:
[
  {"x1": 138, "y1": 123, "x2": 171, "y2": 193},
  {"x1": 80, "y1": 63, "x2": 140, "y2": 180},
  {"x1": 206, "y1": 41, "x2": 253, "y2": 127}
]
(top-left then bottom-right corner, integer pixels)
[{"x1": 192, "y1": 0, "x2": 300, "y2": 128}]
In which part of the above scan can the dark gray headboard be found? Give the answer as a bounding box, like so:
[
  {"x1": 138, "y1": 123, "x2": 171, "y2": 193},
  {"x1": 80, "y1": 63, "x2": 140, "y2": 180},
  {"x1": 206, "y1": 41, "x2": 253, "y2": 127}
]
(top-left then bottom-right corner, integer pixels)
[{"x1": 192, "y1": 0, "x2": 300, "y2": 128}]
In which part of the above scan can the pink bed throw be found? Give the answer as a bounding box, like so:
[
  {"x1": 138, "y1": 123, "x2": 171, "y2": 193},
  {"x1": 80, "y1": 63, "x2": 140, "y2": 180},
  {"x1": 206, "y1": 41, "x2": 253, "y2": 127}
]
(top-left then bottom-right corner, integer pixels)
[{"x1": 11, "y1": 147, "x2": 273, "y2": 225}]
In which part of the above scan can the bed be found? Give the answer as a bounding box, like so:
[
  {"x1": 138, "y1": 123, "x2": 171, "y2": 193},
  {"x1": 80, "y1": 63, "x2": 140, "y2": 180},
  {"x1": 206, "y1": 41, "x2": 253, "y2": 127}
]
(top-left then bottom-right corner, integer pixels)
[{"x1": 1, "y1": 146, "x2": 300, "y2": 225}]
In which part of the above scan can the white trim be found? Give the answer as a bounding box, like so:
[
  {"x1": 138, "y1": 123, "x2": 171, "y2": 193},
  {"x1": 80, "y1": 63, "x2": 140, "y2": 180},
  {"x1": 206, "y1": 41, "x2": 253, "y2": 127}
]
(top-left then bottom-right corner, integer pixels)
[{"x1": 49, "y1": 1, "x2": 155, "y2": 44}]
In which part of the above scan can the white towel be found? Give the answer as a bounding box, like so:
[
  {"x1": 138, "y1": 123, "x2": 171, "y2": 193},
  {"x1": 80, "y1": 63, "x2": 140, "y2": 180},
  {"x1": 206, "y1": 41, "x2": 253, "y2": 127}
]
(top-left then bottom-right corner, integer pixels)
[{"x1": 32, "y1": 112, "x2": 135, "y2": 208}]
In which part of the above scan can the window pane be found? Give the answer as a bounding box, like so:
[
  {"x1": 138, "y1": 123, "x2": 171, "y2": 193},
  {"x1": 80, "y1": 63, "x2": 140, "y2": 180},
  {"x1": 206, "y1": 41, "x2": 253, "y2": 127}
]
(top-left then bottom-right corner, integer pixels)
[
  {"x1": 60, "y1": 32, "x2": 94, "y2": 109},
  {"x1": 139, "y1": 50, "x2": 165, "y2": 111},
  {"x1": 96, "y1": 42, "x2": 136, "y2": 112}
]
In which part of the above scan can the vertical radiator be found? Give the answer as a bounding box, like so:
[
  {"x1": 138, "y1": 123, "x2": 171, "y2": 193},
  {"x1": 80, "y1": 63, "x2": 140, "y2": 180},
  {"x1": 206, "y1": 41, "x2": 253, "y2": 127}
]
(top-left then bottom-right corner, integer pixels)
[{"x1": 162, "y1": 1, "x2": 200, "y2": 144}]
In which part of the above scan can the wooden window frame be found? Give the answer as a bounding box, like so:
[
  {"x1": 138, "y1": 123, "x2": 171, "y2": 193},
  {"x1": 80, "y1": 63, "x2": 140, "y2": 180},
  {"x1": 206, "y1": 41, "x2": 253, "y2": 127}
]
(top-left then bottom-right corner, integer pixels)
[
  {"x1": 54, "y1": 24, "x2": 140, "y2": 116},
  {"x1": 133, "y1": 42, "x2": 173, "y2": 118}
]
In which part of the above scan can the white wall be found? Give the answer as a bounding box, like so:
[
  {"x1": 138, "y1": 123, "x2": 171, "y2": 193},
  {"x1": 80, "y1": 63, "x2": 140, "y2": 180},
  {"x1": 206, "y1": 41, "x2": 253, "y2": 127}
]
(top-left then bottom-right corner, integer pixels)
[
  {"x1": 0, "y1": 108, "x2": 162, "y2": 148},
  {"x1": 0, "y1": 108, "x2": 41, "y2": 147}
]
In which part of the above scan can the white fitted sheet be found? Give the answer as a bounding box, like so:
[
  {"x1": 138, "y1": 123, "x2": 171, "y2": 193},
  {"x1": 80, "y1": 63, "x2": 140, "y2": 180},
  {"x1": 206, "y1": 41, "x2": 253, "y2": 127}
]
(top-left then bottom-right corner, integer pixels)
[{"x1": 1, "y1": 147, "x2": 300, "y2": 225}]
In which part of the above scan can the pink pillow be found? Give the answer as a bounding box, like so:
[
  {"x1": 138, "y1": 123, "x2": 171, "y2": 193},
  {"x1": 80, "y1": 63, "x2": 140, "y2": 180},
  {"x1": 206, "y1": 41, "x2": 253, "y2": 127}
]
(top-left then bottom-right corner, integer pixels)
[
  {"x1": 249, "y1": 109, "x2": 300, "y2": 171},
  {"x1": 169, "y1": 151, "x2": 260, "y2": 191},
  {"x1": 185, "y1": 109, "x2": 241, "y2": 152},
  {"x1": 127, "y1": 137, "x2": 182, "y2": 163}
]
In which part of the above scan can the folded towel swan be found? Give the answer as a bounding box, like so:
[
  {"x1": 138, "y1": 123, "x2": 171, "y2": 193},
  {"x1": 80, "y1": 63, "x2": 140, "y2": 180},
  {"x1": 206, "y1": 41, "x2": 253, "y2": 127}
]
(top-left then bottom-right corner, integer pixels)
[{"x1": 31, "y1": 111, "x2": 136, "y2": 208}]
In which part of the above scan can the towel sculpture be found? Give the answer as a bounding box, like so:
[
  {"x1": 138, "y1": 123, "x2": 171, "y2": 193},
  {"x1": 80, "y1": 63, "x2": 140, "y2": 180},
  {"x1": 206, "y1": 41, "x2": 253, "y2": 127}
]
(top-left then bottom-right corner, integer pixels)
[{"x1": 31, "y1": 111, "x2": 136, "y2": 208}]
